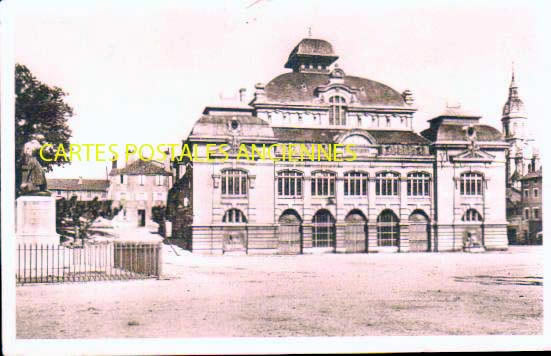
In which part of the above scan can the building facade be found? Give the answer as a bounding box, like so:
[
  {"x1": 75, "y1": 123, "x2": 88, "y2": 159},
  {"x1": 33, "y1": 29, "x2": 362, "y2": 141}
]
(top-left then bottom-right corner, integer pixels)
[
  {"x1": 109, "y1": 159, "x2": 172, "y2": 226},
  {"x1": 48, "y1": 178, "x2": 109, "y2": 201},
  {"x1": 168, "y1": 37, "x2": 509, "y2": 254},
  {"x1": 516, "y1": 170, "x2": 543, "y2": 244}
]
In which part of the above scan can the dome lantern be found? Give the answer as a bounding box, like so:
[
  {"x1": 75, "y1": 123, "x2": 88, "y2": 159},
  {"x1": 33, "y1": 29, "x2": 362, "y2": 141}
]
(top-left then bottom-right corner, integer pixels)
[{"x1": 284, "y1": 38, "x2": 339, "y2": 73}]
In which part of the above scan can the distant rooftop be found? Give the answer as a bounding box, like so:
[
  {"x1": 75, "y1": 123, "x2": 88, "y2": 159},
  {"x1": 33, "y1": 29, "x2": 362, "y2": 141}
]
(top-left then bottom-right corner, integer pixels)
[
  {"x1": 110, "y1": 159, "x2": 171, "y2": 176},
  {"x1": 47, "y1": 178, "x2": 109, "y2": 191}
]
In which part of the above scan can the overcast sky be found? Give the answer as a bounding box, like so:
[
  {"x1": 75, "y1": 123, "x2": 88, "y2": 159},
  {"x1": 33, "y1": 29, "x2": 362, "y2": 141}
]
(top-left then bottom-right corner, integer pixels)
[{"x1": 13, "y1": 0, "x2": 548, "y2": 178}]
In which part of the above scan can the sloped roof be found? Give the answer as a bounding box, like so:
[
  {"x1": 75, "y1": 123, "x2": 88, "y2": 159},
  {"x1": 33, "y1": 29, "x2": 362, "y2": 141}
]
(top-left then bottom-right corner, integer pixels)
[
  {"x1": 110, "y1": 159, "x2": 171, "y2": 176},
  {"x1": 47, "y1": 179, "x2": 109, "y2": 191},
  {"x1": 188, "y1": 115, "x2": 275, "y2": 140},
  {"x1": 264, "y1": 72, "x2": 406, "y2": 107},
  {"x1": 272, "y1": 128, "x2": 429, "y2": 145},
  {"x1": 284, "y1": 38, "x2": 339, "y2": 69},
  {"x1": 290, "y1": 38, "x2": 336, "y2": 56},
  {"x1": 519, "y1": 170, "x2": 542, "y2": 180},
  {"x1": 421, "y1": 124, "x2": 504, "y2": 143}
]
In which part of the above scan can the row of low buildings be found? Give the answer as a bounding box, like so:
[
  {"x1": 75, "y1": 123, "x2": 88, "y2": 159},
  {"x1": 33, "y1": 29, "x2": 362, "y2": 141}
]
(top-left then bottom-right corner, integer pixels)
[{"x1": 50, "y1": 36, "x2": 542, "y2": 252}]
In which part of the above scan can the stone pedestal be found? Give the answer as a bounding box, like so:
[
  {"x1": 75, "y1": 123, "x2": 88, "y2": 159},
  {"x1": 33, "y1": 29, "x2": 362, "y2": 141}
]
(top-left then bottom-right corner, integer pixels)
[
  {"x1": 164, "y1": 221, "x2": 172, "y2": 238},
  {"x1": 15, "y1": 196, "x2": 59, "y2": 246}
]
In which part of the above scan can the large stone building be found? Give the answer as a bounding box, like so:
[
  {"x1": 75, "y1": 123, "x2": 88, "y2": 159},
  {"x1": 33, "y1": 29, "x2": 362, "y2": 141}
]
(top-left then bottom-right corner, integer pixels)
[{"x1": 168, "y1": 37, "x2": 509, "y2": 254}]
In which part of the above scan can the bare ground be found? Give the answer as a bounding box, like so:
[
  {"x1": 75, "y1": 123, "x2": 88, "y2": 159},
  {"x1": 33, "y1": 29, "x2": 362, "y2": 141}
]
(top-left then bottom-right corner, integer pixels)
[{"x1": 16, "y1": 245, "x2": 543, "y2": 338}]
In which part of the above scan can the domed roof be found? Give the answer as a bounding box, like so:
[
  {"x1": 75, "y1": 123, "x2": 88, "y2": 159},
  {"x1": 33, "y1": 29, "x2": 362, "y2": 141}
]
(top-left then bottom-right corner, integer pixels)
[{"x1": 264, "y1": 71, "x2": 407, "y2": 107}]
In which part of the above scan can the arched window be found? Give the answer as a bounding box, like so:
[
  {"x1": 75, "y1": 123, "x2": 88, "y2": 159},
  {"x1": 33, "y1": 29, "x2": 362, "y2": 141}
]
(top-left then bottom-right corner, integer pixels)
[
  {"x1": 462, "y1": 209, "x2": 482, "y2": 222},
  {"x1": 407, "y1": 172, "x2": 431, "y2": 196},
  {"x1": 377, "y1": 210, "x2": 400, "y2": 247},
  {"x1": 459, "y1": 172, "x2": 483, "y2": 196},
  {"x1": 328, "y1": 96, "x2": 346, "y2": 126},
  {"x1": 223, "y1": 208, "x2": 247, "y2": 223},
  {"x1": 311, "y1": 171, "x2": 336, "y2": 197},
  {"x1": 375, "y1": 172, "x2": 400, "y2": 196},
  {"x1": 344, "y1": 171, "x2": 368, "y2": 196},
  {"x1": 277, "y1": 170, "x2": 303, "y2": 197},
  {"x1": 221, "y1": 169, "x2": 248, "y2": 196}
]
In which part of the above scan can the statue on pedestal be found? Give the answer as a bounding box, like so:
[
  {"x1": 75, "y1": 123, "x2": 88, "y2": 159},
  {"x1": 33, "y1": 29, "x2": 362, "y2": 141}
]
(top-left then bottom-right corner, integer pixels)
[{"x1": 19, "y1": 139, "x2": 50, "y2": 196}]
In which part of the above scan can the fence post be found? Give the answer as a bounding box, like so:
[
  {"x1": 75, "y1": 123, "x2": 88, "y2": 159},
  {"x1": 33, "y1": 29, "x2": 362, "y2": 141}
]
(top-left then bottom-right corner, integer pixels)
[{"x1": 156, "y1": 242, "x2": 163, "y2": 279}]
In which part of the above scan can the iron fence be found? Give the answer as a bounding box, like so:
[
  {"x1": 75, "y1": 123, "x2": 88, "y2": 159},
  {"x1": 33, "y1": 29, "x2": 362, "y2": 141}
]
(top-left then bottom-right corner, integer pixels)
[{"x1": 16, "y1": 242, "x2": 162, "y2": 285}]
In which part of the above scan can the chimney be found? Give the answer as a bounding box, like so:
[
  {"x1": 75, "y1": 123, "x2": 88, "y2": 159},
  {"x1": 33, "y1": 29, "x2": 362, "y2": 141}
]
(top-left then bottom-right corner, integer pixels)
[
  {"x1": 239, "y1": 88, "x2": 246, "y2": 103},
  {"x1": 126, "y1": 148, "x2": 137, "y2": 164},
  {"x1": 164, "y1": 149, "x2": 171, "y2": 171},
  {"x1": 254, "y1": 83, "x2": 266, "y2": 102}
]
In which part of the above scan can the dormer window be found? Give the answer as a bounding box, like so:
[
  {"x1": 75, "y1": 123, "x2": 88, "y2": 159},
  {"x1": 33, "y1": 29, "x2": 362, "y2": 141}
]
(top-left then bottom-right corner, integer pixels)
[{"x1": 328, "y1": 96, "x2": 346, "y2": 126}]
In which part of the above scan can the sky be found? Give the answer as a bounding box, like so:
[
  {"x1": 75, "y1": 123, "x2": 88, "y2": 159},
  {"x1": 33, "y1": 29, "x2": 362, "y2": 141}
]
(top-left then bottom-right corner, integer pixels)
[{"x1": 13, "y1": 0, "x2": 549, "y2": 179}]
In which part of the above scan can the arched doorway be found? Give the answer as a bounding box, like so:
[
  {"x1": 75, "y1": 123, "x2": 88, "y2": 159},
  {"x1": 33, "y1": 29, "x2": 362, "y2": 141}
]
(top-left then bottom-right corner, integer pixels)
[
  {"x1": 312, "y1": 209, "x2": 336, "y2": 251},
  {"x1": 408, "y1": 210, "x2": 430, "y2": 252},
  {"x1": 461, "y1": 208, "x2": 483, "y2": 249},
  {"x1": 377, "y1": 210, "x2": 400, "y2": 249},
  {"x1": 345, "y1": 210, "x2": 367, "y2": 253},
  {"x1": 278, "y1": 209, "x2": 302, "y2": 254}
]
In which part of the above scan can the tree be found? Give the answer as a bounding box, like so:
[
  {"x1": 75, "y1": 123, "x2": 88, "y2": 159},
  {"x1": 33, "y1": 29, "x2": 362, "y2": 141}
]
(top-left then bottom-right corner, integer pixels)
[{"x1": 15, "y1": 63, "x2": 74, "y2": 196}]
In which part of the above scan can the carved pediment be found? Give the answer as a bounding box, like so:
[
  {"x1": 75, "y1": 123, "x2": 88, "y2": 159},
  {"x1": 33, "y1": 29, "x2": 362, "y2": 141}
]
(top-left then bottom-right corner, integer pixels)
[{"x1": 451, "y1": 148, "x2": 495, "y2": 162}]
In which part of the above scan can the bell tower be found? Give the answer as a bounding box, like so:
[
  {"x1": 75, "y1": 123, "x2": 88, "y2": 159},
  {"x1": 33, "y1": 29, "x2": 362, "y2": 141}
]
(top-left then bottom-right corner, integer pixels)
[{"x1": 501, "y1": 68, "x2": 535, "y2": 188}]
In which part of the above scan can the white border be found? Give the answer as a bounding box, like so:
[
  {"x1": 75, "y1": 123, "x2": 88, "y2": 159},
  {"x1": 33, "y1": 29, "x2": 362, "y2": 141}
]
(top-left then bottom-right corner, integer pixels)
[
  {"x1": 1, "y1": 0, "x2": 17, "y2": 354},
  {"x1": 1, "y1": 0, "x2": 550, "y2": 354}
]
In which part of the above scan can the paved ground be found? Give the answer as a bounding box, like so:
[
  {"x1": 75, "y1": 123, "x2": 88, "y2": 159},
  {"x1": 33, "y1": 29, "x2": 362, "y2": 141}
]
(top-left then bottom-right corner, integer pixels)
[{"x1": 16, "y1": 245, "x2": 543, "y2": 338}]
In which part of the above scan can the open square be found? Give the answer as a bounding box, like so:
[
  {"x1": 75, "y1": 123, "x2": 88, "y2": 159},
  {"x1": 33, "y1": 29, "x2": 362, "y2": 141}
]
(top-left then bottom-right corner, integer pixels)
[{"x1": 16, "y1": 246, "x2": 542, "y2": 338}]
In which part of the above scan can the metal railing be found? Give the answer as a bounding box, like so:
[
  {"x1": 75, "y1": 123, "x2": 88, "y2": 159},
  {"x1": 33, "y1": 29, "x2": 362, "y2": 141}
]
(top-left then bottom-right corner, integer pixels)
[{"x1": 16, "y1": 242, "x2": 162, "y2": 285}]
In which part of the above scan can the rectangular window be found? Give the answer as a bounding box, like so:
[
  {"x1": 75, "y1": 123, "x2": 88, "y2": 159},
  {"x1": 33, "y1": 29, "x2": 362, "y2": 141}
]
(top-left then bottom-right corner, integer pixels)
[
  {"x1": 534, "y1": 208, "x2": 540, "y2": 219},
  {"x1": 139, "y1": 175, "x2": 145, "y2": 185},
  {"x1": 120, "y1": 174, "x2": 124, "y2": 184},
  {"x1": 155, "y1": 175, "x2": 165, "y2": 186},
  {"x1": 460, "y1": 173, "x2": 483, "y2": 196},
  {"x1": 344, "y1": 172, "x2": 368, "y2": 196},
  {"x1": 311, "y1": 172, "x2": 336, "y2": 197},
  {"x1": 524, "y1": 209, "x2": 530, "y2": 219},
  {"x1": 534, "y1": 188, "x2": 539, "y2": 198},
  {"x1": 221, "y1": 170, "x2": 247, "y2": 196},
  {"x1": 524, "y1": 189, "x2": 529, "y2": 198},
  {"x1": 407, "y1": 173, "x2": 431, "y2": 196},
  {"x1": 376, "y1": 172, "x2": 399, "y2": 196}
]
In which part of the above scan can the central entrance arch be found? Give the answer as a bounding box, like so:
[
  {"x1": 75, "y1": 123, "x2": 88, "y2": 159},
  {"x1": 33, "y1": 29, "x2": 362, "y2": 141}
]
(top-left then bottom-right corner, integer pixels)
[
  {"x1": 278, "y1": 209, "x2": 302, "y2": 254},
  {"x1": 312, "y1": 209, "x2": 336, "y2": 251},
  {"x1": 345, "y1": 210, "x2": 367, "y2": 253},
  {"x1": 377, "y1": 209, "x2": 400, "y2": 250}
]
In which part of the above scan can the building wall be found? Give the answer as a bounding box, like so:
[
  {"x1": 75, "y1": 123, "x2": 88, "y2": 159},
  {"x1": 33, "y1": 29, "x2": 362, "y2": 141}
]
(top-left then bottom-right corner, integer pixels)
[
  {"x1": 518, "y1": 177, "x2": 542, "y2": 243},
  {"x1": 256, "y1": 109, "x2": 414, "y2": 131},
  {"x1": 433, "y1": 147, "x2": 507, "y2": 251},
  {"x1": 109, "y1": 174, "x2": 170, "y2": 223}
]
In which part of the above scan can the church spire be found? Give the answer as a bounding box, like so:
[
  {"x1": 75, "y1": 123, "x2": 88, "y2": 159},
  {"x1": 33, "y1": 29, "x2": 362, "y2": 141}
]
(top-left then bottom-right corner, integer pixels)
[{"x1": 502, "y1": 65, "x2": 525, "y2": 117}]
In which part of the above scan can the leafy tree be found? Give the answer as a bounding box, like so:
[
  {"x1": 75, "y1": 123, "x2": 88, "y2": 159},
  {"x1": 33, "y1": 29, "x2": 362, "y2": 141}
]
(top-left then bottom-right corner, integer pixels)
[{"x1": 15, "y1": 63, "x2": 74, "y2": 195}]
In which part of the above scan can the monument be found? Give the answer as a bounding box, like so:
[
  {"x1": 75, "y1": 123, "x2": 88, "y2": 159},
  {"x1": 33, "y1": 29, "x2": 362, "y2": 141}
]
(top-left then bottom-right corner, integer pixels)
[{"x1": 15, "y1": 140, "x2": 59, "y2": 246}]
